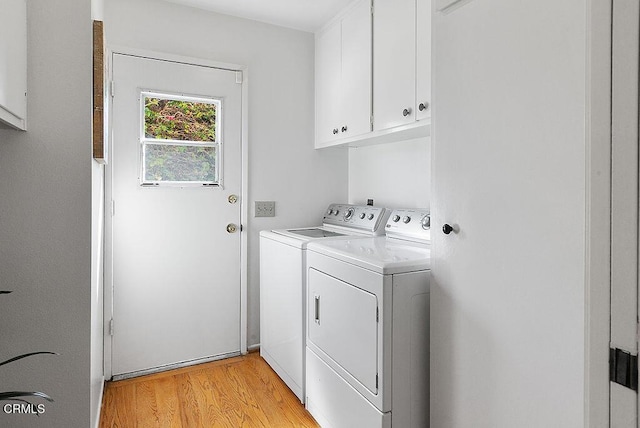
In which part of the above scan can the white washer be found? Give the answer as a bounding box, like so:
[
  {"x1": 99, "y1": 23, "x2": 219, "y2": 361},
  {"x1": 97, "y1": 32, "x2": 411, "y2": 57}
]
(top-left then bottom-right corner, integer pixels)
[
  {"x1": 305, "y1": 208, "x2": 431, "y2": 428},
  {"x1": 259, "y1": 204, "x2": 390, "y2": 402}
]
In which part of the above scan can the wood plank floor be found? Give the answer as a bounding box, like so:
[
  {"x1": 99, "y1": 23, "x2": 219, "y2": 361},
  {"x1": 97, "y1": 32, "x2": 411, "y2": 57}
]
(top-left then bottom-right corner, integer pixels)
[{"x1": 99, "y1": 353, "x2": 319, "y2": 428}]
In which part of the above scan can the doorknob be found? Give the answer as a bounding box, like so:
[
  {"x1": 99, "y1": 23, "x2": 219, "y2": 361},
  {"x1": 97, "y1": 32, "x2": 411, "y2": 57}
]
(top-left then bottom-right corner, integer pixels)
[
  {"x1": 442, "y1": 224, "x2": 454, "y2": 235},
  {"x1": 226, "y1": 223, "x2": 239, "y2": 233},
  {"x1": 228, "y1": 194, "x2": 238, "y2": 204}
]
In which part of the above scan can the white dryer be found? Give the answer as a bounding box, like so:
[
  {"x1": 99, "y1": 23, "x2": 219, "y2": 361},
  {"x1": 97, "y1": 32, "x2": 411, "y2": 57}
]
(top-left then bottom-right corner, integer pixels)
[
  {"x1": 305, "y1": 209, "x2": 431, "y2": 428},
  {"x1": 259, "y1": 204, "x2": 390, "y2": 402}
]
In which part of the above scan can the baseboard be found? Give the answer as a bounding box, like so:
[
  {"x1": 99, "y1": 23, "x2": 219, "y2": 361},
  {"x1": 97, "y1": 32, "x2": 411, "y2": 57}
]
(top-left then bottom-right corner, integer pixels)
[{"x1": 247, "y1": 343, "x2": 260, "y2": 353}]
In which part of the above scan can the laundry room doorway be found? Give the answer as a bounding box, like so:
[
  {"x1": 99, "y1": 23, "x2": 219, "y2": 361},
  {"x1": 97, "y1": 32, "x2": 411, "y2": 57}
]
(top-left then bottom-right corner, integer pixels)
[{"x1": 106, "y1": 53, "x2": 246, "y2": 379}]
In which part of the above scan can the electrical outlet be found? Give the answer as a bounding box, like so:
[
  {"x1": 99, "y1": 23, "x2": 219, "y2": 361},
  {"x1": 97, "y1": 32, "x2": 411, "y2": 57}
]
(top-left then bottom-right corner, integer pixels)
[{"x1": 255, "y1": 201, "x2": 276, "y2": 217}]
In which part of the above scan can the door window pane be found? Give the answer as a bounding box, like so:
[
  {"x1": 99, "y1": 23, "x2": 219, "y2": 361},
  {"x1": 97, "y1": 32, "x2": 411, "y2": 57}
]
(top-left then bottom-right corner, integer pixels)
[
  {"x1": 140, "y1": 92, "x2": 221, "y2": 186},
  {"x1": 144, "y1": 97, "x2": 217, "y2": 142},
  {"x1": 143, "y1": 143, "x2": 217, "y2": 183}
]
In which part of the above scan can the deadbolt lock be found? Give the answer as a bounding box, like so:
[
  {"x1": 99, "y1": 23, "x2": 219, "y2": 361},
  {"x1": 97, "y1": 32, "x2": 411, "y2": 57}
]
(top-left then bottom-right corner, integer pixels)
[{"x1": 228, "y1": 194, "x2": 238, "y2": 204}]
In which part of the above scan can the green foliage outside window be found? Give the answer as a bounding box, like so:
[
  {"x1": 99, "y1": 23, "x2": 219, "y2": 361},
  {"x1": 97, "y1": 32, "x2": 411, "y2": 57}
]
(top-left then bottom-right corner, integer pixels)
[
  {"x1": 144, "y1": 98, "x2": 216, "y2": 142},
  {"x1": 144, "y1": 144, "x2": 216, "y2": 182},
  {"x1": 143, "y1": 96, "x2": 218, "y2": 183}
]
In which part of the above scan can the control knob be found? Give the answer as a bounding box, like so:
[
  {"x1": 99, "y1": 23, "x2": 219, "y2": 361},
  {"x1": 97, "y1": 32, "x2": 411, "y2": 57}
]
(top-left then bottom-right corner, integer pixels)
[
  {"x1": 403, "y1": 216, "x2": 411, "y2": 224},
  {"x1": 334, "y1": 210, "x2": 340, "y2": 216},
  {"x1": 327, "y1": 208, "x2": 334, "y2": 215},
  {"x1": 359, "y1": 212, "x2": 366, "y2": 219},
  {"x1": 344, "y1": 208, "x2": 355, "y2": 221},
  {"x1": 421, "y1": 214, "x2": 431, "y2": 230},
  {"x1": 367, "y1": 214, "x2": 374, "y2": 220},
  {"x1": 392, "y1": 215, "x2": 401, "y2": 222}
]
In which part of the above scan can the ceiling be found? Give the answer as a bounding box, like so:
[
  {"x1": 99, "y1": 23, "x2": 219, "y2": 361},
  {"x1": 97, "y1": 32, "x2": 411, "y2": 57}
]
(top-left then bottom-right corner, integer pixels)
[{"x1": 160, "y1": 0, "x2": 355, "y2": 32}]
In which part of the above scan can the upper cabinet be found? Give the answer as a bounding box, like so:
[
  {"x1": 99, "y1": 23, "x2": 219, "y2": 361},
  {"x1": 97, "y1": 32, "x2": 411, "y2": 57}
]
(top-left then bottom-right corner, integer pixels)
[
  {"x1": 315, "y1": 0, "x2": 372, "y2": 148},
  {"x1": 0, "y1": 0, "x2": 27, "y2": 130},
  {"x1": 373, "y1": 0, "x2": 416, "y2": 130},
  {"x1": 373, "y1": 0, "x2": 431, "y2": 130},
  {"x1": 415, "y1": 0, "x2": 432, "y2": 122},
  {"x1": 315, "y1": 0, "x2": 431, "y2": 148}
]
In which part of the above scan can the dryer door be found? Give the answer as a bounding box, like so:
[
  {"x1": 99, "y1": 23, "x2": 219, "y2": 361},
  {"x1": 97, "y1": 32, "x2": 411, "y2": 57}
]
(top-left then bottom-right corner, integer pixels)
[{"x1": 307, "y1": 268, "x2": 379, "y2": 393}]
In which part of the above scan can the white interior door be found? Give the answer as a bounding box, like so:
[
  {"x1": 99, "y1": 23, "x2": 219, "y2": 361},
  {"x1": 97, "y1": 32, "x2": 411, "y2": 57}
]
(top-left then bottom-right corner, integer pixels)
[
  {"x1": 431, "y1": 1, "x2": 588, "y2": 426},
  {"x1": 110, "y1": 54, "x2": 242, "y2": 378}
]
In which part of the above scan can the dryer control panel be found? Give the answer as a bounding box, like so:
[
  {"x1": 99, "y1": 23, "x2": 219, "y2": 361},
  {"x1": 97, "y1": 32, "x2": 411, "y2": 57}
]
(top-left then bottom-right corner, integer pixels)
[
  {"x1": 322, "y1": 204, "x2": 390, "y2": 235},
  {"x1": 385, "y1": 208, "x2": 431, "y2": 243}
]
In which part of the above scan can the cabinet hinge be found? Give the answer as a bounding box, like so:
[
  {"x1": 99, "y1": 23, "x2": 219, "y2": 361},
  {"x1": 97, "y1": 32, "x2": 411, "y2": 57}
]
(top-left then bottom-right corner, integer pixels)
[
  {"x1": 109, "y1": 318, "x2": 114, "y2": 336},
  {"x1": 610, "y1": 347, "x2": 638, "y2": 391},
  {"x1": 370, "y1": 115, "x2": 374, "y2": 125}
]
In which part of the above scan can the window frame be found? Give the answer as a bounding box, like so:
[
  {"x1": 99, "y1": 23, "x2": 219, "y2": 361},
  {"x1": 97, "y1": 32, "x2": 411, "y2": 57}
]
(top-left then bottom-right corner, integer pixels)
[{"x1": 139, "y1": 90, "x2": 223, "y2": 187}]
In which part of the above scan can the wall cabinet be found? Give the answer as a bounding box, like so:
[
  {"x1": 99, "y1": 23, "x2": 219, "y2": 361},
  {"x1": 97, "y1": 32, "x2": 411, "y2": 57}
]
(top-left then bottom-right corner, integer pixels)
[
  {"x1": 373, "y1": 0, "x2": 431, "y2": 131},
  {"x1": 0, "y1": 0, "x2": 27, "y2": 130},
  {"x1": 415, "y1": 0, "x2": 432, "y2": 122},
  {"x1": 315, "y1": 0, "x2": 431, "y2": 148},
  {"x1": 315, "y1": 0, "x2": 372, "y2": 148}
]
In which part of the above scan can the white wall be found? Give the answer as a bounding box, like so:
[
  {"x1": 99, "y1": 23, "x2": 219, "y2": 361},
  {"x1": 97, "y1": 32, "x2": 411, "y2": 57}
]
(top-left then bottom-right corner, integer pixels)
[
  {"x1": 348, "y1": 137, "x2": 430, "y2": 209},
  {"x1": 0, "y1": 0, "x2": 93, "y2": 427},
  {"x1": 105, "y1": 0, "x2": 348, "y2": 348}
]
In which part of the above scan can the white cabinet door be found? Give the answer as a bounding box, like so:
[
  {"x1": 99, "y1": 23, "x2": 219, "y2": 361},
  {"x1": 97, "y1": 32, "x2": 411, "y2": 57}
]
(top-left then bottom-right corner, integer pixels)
[
  {"x1": 340, "y1": 0, "x2": 372, "y2": 139},
  {"x1": 0, "y1": 0, "x2": 27, "y2": 130},
  {"x1": 415, "y1": 0, "x2": 432, "y2": 122},
  {"x1": 315, "y1": 20, "x2": 342, "y2": 147},
  {"x1": 373, "y1": 0, "x2": 416, "y2": 131}
]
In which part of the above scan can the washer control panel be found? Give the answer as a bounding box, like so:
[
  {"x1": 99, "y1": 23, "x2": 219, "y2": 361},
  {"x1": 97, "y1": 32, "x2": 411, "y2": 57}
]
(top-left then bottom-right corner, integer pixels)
[
  {"x1": 385, "y1": 208, "x2": 431, "y2": 243},
  {"x1": 323, "y1": 204, "x2": 390, "y2": 235}
]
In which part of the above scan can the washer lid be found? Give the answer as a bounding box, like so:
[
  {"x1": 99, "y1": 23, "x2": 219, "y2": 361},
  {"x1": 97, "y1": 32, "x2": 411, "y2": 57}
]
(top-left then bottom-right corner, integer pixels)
[
  {"x1": 283, "y1": 228, "x2": 347, "y2": 238},
  {"x1": 307, "y1": 237, "x2": 431, "y2": 275}
]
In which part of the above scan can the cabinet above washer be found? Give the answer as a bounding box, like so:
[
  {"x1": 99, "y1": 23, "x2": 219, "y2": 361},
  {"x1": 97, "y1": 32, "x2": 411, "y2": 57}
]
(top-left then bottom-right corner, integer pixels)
[
  {"x1": 315, "y1": 0, "x2": 431, "y2": 149},
  {"x1": 0, "y1": 0, "x2": 27, "y2": 131},
  {"x1": 315, "y1": 0, "x2": 372, "y2": 148}
]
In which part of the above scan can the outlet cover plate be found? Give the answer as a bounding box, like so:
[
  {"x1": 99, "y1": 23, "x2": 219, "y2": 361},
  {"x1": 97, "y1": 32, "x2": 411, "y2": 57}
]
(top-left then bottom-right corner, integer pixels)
[{"x1": 255, "y1": 201, "x2": 275, "y2": 217}]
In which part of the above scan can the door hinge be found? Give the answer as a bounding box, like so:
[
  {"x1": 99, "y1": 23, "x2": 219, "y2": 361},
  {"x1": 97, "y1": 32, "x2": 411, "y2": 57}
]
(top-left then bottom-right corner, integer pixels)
[
  {"x1": 110, "y1": 81, "x2": 115, "y2": 98},
  {"x1": 109, "y1": 318, "x2": 114, "y2": 336},
  {"x1": 371, "y1": 2, "x2": 374, "y2": 15},
  {"x1": 610, "y1": 347, "x2": 638, "y2": 391},
  {"x1": 376, "y1": 307, "x2": 379, "y2": 322},
  {"x1": 375, "y1": 374, "x2": 379, "y2": 389},
  {"x1": 235, "y1": 71, "x2": 243, "y2": 84}
]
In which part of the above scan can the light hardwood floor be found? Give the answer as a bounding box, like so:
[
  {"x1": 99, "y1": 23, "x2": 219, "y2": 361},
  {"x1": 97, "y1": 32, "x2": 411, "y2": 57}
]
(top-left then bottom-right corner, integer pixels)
[{"x1": 99, "y1": 352, "x2": 319, "y2": 427}]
